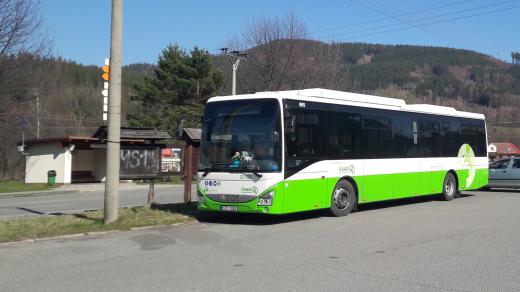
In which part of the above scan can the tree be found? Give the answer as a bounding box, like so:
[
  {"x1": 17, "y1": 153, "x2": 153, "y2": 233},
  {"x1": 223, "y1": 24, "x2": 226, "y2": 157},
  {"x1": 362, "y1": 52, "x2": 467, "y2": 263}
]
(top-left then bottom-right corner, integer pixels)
[
  {"x1": 0, "y1": 0, "x2": 50, "y2": 180},
  {"x1": 512, "y1": 52, "x2": 520, "y2": 65},
  {"x1": 237, "y1": 11, "x2": 310, "y2": 91},
  {"x1": 128, "y1": 44, "x2": 223, "y2": 135}
]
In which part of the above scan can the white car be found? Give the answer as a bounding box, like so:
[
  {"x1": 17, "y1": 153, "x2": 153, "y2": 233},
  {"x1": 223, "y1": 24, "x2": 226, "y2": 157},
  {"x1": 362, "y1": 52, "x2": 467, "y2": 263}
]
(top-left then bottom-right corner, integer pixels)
[{"x1": 488, "y1": 157, "x2": 520, "y2": 189}]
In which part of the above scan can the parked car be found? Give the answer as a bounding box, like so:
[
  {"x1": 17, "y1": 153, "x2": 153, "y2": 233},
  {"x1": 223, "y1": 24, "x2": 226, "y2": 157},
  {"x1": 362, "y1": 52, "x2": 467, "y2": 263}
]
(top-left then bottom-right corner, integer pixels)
[{"x1": 488, "y1": 157, "x2": 520, "y2": 189}]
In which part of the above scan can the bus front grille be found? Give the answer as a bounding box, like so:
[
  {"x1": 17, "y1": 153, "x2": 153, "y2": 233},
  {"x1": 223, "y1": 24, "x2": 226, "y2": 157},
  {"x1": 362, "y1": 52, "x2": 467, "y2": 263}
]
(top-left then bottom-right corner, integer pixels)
[{"x1": 206, "y1": 194, "x2": 257, "y2": 203}]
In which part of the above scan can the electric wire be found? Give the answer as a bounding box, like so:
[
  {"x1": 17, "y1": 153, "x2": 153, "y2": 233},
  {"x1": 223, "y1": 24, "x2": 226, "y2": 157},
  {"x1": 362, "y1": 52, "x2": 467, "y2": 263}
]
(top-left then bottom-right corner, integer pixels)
[
  {"x1": 347, "y1": 0, "x2": 437, "y2": 36},
  {"x1": 310, "y1": 0, "x2": 477, "y2": 35},
  {"x1": 328, "y1": 3, "x2": 520, "y2": 41},
  {"x1": 322, "y1": 0, "x2": 519, "y2": 40}
]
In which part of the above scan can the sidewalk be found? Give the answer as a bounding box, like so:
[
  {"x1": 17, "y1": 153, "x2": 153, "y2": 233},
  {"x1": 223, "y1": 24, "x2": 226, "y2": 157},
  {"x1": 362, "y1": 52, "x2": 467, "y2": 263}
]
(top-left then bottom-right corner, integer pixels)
[{"x1": 0, "y1": 182, "x2": 187, "y2": 199}]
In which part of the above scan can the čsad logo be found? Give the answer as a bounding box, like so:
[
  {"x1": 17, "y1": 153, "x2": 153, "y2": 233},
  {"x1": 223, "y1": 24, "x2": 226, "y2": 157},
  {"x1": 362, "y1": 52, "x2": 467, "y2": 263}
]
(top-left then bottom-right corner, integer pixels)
[{"x1": 458, "y1": 144, "x2": 475, "y2": 188}]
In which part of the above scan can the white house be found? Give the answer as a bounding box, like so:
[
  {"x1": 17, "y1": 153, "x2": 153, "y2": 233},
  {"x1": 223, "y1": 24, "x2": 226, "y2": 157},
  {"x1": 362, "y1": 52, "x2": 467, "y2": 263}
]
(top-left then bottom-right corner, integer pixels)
[{"x1": 21, "y1": 127, "x2": 171, "y2": 184}]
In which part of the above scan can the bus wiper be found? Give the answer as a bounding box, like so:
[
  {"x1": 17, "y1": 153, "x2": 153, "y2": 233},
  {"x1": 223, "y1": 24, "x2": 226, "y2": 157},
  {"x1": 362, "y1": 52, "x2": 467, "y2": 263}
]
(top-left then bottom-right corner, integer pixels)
[
  {"x1": 243, "y1": 163, "x2": 263, "y2": 178},
  {"x1": 249, "y1": 171, "x2": 263, "y2": 178},
  {"x1": 199, "y1": 163, "x2": 229, "y2": 177},
  {"x1": 200, "y1": 168, "x2": 211, "y2": 177}
]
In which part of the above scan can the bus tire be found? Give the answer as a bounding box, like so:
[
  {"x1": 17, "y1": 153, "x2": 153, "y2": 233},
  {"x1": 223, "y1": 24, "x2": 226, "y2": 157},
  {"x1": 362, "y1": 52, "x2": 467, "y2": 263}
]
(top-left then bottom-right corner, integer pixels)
[
  {"x1": 330, "y1": 180, "x2": 357, "y2": 217},
  {"x1": 441, "y1": 172, "x2": 457, "y2": 201}
]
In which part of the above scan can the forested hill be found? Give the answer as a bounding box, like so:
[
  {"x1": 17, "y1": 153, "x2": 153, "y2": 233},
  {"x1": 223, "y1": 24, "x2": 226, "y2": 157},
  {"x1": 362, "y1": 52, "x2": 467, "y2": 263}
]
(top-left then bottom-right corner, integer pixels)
[
  {"x1": 336, "y1": 43, "x2": 518, "y2": 107},
  {"x1": 214, "y1": 41, "x2": 520, "y2": 145},
  {"x1": 217, "y1": 41, "x2": 519, "y2": 116},
  {"x1": 6, "y1": 42, "x2": 520, "y2": 141}
]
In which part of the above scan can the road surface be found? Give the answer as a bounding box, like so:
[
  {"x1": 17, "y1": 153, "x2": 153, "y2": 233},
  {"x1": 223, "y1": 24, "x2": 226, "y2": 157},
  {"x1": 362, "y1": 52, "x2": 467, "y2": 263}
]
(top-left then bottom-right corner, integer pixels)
[
  {"x1": 1, "y1": 190, "x2": 520, "y2": 291},
  {"x1": 0, "y1": 184, "x2": 196, "y2": 218}
]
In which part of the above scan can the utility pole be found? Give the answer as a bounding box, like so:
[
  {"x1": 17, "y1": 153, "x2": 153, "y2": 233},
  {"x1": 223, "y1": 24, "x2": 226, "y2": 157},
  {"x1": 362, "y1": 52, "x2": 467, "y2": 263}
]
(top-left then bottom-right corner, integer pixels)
[
  {"x1": 36, "y1": 94, "x2": 40, "y2": 139},
  {"x1": 220, "y1": 48, "x2": 247, "y2": 95},
  {"x1": 104, "y1": 0, "x2": 123, "y2": 224}
]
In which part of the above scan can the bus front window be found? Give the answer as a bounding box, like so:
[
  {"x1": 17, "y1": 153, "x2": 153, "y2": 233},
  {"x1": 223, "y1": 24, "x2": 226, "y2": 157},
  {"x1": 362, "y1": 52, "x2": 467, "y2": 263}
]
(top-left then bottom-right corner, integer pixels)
[{"x1": 199, "y1": 99, "x2": 282, "y2": 173}]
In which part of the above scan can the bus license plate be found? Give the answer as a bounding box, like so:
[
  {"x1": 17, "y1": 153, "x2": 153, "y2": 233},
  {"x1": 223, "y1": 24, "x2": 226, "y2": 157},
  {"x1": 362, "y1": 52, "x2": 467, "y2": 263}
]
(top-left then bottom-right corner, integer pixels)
[{"x1": 221, "y1": 205, "x2": 238, "y2": 212}]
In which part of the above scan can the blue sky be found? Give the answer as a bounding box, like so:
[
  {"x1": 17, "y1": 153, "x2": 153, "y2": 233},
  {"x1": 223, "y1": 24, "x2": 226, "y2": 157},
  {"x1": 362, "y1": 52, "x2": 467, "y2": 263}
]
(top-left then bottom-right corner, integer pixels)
[{"x1": 42, "y1": 0, "x2": 520, "y2": 65}]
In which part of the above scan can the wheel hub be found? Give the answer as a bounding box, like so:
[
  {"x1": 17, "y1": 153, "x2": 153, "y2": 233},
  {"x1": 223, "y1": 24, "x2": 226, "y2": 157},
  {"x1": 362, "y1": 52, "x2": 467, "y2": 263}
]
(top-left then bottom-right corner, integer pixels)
[
  {"x1": 445, "y1": 178, "x2": 454, "y2": 196},
  {"x1": 333, "y1": 187, "x2": 350, "y2": 209}
]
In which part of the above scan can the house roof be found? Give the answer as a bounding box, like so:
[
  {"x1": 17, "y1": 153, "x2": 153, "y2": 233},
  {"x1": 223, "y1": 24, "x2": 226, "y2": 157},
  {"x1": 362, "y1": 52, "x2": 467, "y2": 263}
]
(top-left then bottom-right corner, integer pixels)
[
  {"x1": 490, "y1": 143, "x2": 520, "y2": 154},
  {"x1": 92, "y1": 126, "x2": 171, "y2": 140},
  {"x1": 22, "y1": 136, "x2": 98, "y2": 146},
  {"x1": 181, "y1": 128, "x2": 201, "y2": 142},
  {"x1": 21, "y1": 126, "x2": 171, "y2": 147}
]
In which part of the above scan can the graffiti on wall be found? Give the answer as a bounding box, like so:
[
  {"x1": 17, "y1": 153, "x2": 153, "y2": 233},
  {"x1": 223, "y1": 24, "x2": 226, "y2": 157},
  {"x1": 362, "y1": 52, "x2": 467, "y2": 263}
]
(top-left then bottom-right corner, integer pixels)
[{"x1": 120, "y1": 148, "x2": 160, "y2": 177}]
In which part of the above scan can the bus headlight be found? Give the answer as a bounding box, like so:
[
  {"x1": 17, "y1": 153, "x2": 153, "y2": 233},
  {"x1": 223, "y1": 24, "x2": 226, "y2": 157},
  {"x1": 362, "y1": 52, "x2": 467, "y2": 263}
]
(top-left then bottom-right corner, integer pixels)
[{"x1": 258, "y1": 190, "x2": 275, "y2": 206}]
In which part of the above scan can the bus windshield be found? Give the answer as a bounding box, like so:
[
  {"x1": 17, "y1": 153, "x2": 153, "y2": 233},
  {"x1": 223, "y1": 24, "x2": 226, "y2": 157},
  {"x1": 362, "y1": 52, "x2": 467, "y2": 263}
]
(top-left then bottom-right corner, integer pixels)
[{"x1": 199, "y1": 99, "x2": 282, "y2": 173}]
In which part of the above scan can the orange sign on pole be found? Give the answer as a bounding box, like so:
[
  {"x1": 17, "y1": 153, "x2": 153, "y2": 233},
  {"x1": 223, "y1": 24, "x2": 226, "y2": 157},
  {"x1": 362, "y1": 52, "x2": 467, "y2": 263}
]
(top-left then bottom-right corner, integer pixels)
[{"x1": 102, "y1": 65, "x2": 110, "y2": 81}]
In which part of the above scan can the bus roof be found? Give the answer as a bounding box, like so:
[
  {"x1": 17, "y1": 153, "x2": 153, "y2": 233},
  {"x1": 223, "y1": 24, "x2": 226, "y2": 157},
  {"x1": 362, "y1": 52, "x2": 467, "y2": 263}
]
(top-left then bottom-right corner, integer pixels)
[{"x1": 208, "y1": 88, "x2": 485, "y2": 120}]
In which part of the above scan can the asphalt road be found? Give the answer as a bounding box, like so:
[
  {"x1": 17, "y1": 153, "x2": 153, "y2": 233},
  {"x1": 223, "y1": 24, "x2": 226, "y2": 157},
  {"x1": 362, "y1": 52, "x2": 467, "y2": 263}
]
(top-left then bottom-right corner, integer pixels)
[
  {"x1": 1, "y1": 190, "x2": 520, "y2": 292},
  {"x1": 0, "y1": 184, "x2": 196, "y2": 218}
]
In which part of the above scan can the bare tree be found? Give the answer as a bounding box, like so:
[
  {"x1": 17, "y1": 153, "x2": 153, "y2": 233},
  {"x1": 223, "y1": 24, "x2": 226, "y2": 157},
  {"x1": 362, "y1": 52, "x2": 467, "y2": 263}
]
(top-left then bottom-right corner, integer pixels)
[
  {"x1": 313, "y1": 42, "x2": 349, "y2": 90},
  {"x1": 64, "y1": 86, "x2": 100, "y2": 135},
  {"x1": 238, "y1": 11, "x2": 310, "y2": 91},
  {"x1": 227, "y1": 12, "x2": 351, "y2": 93},
  {"x1": 0, "y1": 0, "x2": 49, "y2": 56},
  {"x1": 0, "y1": 0, "x2": 51, "y2": 180}
]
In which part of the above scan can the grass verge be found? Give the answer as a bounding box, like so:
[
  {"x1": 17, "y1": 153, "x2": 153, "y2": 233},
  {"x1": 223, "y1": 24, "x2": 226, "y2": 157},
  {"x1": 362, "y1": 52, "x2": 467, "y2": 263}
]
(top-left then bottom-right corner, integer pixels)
[
  {"x1": 0, "y1": 180, "x2": 56, "y2": 193},
  {"x1": 0, "y1": 203, "x2": 197, "y2": 243}
]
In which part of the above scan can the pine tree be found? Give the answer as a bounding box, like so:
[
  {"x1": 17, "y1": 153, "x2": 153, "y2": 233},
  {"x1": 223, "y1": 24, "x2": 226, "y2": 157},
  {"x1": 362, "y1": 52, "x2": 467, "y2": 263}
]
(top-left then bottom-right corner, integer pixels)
[{"x1": 128, "y1": 44, "x2": 223, "y2": 134}]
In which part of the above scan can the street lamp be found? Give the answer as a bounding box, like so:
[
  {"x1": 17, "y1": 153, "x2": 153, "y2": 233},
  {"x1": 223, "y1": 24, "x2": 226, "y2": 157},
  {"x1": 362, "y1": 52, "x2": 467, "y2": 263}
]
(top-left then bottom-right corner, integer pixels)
[{"x1": 220, "y1": 48, "x2": 247, "y2": 95}]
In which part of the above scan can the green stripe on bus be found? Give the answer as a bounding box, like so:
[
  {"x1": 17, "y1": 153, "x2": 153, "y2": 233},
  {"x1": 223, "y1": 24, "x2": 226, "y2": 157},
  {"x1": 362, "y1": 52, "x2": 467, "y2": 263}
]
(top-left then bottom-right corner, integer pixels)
[{"x1": 198, "y1": 168, "x2": 488, "y2": 214}]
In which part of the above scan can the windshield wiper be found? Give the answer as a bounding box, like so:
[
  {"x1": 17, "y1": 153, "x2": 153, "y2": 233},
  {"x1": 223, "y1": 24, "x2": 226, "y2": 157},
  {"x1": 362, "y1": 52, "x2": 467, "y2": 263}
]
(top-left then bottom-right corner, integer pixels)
[
  {"x1": 249, "y1": 171, "x2": 263, "y2": 178},
  {"x1": 199, "y1": 163, "x2": 229, "y2": 177},
  {"x1": 237, "y1": 163, "x2": 263, "y2": 178},
  {"x1": 199, "y1": 168, "x2": 211, "y2": 177}
]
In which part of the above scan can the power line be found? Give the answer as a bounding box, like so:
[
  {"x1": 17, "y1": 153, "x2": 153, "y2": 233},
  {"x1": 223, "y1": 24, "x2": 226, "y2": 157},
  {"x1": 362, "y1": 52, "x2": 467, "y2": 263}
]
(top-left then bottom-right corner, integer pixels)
[
  {"x1": 329, "y1": 3, "x2": 520, "y2": 41},
  {"x1": 347, "y1": 0, "x2": 437, "y2": 37},
  {"x1": 322, "y1": 0, "x2": 518, "y2": 40},
  {"x1": 311, "y1": 0, "x2": 476, "y2": 35}
]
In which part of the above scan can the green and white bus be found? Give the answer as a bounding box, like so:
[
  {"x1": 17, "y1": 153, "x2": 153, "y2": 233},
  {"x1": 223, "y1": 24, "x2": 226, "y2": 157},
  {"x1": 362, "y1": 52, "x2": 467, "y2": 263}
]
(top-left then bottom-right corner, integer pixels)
[{"x1": 197, "y1": 89, "x2": 488, "y2": 216}]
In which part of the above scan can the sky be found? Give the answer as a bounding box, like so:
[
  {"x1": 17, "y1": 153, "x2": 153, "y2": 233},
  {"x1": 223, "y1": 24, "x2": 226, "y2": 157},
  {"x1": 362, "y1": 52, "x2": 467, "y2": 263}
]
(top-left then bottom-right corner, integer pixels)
[{"x1": 41, "y1": 0, "x2": 520, "y2": 66}]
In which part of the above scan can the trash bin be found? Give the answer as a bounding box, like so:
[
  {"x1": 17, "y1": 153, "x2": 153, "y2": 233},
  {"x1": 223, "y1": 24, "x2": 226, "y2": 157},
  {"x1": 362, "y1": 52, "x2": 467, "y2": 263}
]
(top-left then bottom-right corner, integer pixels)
[{"x1": 47, "y1": 170, "x2": 57, "y2": 185}]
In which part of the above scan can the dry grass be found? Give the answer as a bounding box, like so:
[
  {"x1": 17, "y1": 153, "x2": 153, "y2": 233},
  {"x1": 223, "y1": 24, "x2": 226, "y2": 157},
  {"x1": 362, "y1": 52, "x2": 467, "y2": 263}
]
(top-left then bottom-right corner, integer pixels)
[
  {"x1": 0, "y1": 204, "x2": 196, "y2": 243},
  {"x1": 0, "y1": 180, "x2": 55, "y2": 193}
]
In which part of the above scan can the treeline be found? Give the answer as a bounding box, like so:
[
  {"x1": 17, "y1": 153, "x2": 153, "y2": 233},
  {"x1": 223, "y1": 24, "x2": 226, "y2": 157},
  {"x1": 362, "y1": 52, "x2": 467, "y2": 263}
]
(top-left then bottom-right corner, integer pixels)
[
  {"x1": 0, "y1": 53, "x2": 154, "y2": 179},
  {"x1": 2, "y1": 9, "x2": 520, "y2": 179}
]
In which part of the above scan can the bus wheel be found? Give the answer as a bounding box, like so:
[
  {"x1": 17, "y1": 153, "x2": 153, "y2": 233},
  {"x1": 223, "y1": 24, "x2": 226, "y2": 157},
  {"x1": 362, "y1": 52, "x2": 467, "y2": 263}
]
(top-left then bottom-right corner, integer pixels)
[
  {"x1": 441, "y1": 173, "x2": 457, "y2": 201},
  {"x1": 330, "y1": 180, "x2": 357, "y2": 217}
]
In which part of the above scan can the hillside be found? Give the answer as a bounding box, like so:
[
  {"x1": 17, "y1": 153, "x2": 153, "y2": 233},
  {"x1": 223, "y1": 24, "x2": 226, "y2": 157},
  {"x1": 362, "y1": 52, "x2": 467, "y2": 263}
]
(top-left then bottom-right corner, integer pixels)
[
  {"x1": 213, "y1": 41, "x2": 520, "y2": 145},
  {"x1": 5, "y1": 43, "x2": 520, "y2": 141},
  {"x1": 2, "y1": 42, "x2": 520, "y2": 179}
]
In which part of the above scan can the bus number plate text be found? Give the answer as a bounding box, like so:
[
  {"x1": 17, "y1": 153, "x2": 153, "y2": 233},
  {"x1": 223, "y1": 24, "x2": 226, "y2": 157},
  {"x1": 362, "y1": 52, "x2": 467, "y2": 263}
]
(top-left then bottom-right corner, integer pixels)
[{"x1": 221, "y1": 205, "x2": 238, "y2": 212}]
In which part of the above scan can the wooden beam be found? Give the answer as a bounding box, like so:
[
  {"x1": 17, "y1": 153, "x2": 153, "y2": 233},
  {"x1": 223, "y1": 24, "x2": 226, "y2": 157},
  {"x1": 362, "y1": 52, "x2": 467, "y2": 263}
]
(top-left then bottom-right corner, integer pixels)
[{"x1": 183, "y1": 143, "x2": 193, "y2": 203}]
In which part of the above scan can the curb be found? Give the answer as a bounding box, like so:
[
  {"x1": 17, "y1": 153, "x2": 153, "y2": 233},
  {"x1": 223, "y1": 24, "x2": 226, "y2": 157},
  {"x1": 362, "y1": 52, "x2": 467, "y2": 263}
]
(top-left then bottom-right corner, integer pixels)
[
  {"x1": 0, "y1": 190, "x2": 77, "y2": 199},
  {"x1": 0, "y1": 184, "x2": 193, "y2": 199},
  {"x1": 0, "y1": 220, "x2": 196, "y2": 247}
]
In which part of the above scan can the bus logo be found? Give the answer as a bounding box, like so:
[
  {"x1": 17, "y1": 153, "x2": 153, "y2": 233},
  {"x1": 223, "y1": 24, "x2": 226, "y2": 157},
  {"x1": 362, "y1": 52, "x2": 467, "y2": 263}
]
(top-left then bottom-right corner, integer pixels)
[
  {"x1": 241, "y1": 186, "x2": 258, "y2": 195},
  {"x1": 339, "y1": 165, "x2": 355, "y2": 175}
]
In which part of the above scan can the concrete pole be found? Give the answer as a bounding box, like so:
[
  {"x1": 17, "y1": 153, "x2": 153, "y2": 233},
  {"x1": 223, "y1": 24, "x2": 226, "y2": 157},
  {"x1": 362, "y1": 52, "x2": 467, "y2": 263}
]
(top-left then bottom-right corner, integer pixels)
[
  {"x1": 104, "y1": 0, "x2": 123, "y2": 224},
  {"x1": 231, "y1": 59, "x2": 240, "y2": 95},
  {"x1": 36, "y1": 95, "x2": 40, "y2": 139}
]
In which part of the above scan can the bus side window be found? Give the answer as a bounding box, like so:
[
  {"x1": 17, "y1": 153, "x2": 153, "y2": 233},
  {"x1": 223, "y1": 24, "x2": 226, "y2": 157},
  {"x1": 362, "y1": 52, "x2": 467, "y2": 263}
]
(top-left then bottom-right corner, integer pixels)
[
  {"x1": 285, "y1": 109, "x2": 327, "y2": 160},
  {"x1": 327, "y1": 112, "x2": 361, "y2": 159},
  {"x1": 362, "y1": 115, "x2": 392, "y2": 158},
  {"x1": 461, "y1": 122, "x2": 485, "y2": 156},
  {"x1": 393, "y1": 117, "x2": 418, "y2": 158},
  {"x1": 418, "y1": 120, "x2": 441, "y2": 157}
]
